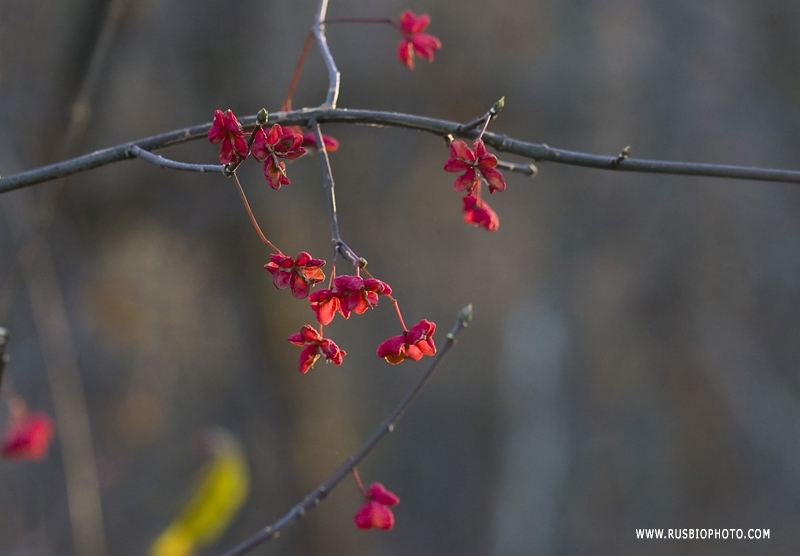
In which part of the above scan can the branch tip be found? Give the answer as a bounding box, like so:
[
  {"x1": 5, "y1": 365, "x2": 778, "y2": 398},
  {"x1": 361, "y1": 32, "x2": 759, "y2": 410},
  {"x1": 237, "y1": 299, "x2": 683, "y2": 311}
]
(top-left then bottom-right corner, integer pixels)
[
  {"x1": 491, "y1": 96, "x2": 505, "y2": 118},
  {"x1": 459, "y1": 303, "x2": 474, "y2": 326},
  {"x1": 448, "y1": 304, "x2": 473, "y2": 339}
]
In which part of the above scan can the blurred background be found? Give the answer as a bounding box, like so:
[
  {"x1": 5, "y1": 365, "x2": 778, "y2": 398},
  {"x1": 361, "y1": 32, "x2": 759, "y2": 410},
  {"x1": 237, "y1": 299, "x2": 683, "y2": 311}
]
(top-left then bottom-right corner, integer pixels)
[{"x1": 2, "y1": 0, "x2": 800, "y2": 554}]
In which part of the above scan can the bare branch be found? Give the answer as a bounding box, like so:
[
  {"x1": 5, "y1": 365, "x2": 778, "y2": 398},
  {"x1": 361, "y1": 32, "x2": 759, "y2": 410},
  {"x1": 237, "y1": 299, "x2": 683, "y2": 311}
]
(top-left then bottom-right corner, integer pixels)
[
  {"x1": 219, "y1": 305, "x2": 472, "y2": 556},
  {"x1": 4, "y1": 107, "x2": 800, "y2": 194}
]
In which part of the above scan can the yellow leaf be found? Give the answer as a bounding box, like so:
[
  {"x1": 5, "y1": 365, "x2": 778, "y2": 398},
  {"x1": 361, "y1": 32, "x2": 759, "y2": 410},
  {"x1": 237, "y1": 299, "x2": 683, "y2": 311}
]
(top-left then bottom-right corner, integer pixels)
[{"x1": 149, "y1": 428, "x2": 250, "y2": 556}]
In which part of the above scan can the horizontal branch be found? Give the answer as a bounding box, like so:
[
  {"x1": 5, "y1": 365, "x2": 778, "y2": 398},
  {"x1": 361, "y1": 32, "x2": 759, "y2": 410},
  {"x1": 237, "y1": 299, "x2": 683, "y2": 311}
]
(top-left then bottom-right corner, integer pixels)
[
  {"x1": 219, "y1": 305, "x2": 473, "y2": 556},
  {"x1": 3, "y1": 106, "x2": 800, "y2": 194}
]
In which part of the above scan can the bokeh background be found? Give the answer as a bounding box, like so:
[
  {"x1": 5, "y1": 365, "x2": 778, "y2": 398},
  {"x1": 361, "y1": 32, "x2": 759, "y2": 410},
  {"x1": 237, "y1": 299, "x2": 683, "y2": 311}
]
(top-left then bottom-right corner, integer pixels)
[{"x1": 2, "y1": 0, "x2": 800, "y2": 555}]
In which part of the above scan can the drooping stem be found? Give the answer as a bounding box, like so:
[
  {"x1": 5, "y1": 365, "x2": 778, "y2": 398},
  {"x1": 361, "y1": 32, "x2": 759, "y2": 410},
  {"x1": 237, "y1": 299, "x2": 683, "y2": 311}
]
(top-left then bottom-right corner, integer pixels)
[
  {"x1": 477, "y1": 114, "x2": 492, "y2": 140},
  {"x1": 351, "y1": 468, "x2": 367, "y2": 497},
  {"x1": 390, "y1": 298, "x2": 407, "y2": 332},
  {"x1": 232, "y1": 173, "x2": 282, "y2": 254},
  {"x1": 361, "y1": 267, "x2": 406, "y2": 330}
]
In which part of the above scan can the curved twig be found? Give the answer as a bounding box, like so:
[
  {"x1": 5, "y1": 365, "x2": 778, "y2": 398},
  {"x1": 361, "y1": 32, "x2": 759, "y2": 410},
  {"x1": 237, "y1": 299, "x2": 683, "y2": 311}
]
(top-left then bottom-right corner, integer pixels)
[
  {"x1": 129, "y1": 145, "x2": 223, "y2": 173},
  {"x1": 219, "y1": 305, "x2": 472, "y2": 556}
]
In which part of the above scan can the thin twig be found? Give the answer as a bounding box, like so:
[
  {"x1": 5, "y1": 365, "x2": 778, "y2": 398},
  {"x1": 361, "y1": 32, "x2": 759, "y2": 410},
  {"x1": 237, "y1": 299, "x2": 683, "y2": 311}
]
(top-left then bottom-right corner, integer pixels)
[
  {"x1": 219, "y1": 305, "x2": 473, "y2": 556},
  {"x1": 457, "y1": 97, "x2": 505, "y2": 134},
  {"x1": 232, "y1": 174, "x2": 282, "y2": 253},
  {"x1": 497, "y1": 160, "x2": 537, "y2": 177},
  {"x1": 129, "y1": 145, "x2": 223, "y2": 173},
  {"x1": 5, "y1": 107, "x2": 800, "y2": 193},
  {"x1": 313, "y1": 0, "x2": 340, "y2": 108},
  {"x1": 310, "y1": 120, "x2": 360, "y2": 265}
]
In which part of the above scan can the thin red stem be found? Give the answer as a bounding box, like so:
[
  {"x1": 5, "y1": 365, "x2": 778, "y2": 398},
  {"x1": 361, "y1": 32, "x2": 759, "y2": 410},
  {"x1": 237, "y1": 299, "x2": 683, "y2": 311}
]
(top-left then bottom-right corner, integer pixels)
[
  {"x1": 325, "y1": 264, "x2": 335, "y2": 289},
  {"x1": 391, "y1": 298, "x2": 407, "y2": 332},
  {"x1": 477, "y1": 114, "x2": 492, "y2": 140},
  {"x1": 233, "y1": 174, "x2": 282, "y2": 254},
  {"x1": 282, "y1": 32, "x2": 315, "y2": 112},
  {"x1": 351, "y1": 468, "x2": 367, "y2": 498},
  {"x1": 361, "y1": 268, "x2": 406, "y2": 329}
]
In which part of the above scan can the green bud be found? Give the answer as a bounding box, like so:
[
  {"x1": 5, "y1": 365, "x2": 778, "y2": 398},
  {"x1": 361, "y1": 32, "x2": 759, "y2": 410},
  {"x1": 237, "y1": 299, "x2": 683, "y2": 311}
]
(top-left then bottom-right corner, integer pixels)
[{"x1": 491, "y1": 97, "x2": 505, "y2": 117}]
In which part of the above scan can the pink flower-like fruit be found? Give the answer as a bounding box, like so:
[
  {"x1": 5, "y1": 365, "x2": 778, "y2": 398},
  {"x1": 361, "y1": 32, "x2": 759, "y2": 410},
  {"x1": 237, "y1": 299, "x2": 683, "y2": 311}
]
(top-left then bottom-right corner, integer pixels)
[
  {"x1": 444, "y1": 138, "x2": 507, "y2": 194},
  {"x1": 354, "y1": 483, "x2": 400, "y2": 530},
  {"x1": 462, "y1": 194, "x2": 499, "y2": 231},
  {"x1": 287, "y1": 325, "x2": 346, "y2": 374},
  {"x1": 252, "y1": 124, "x2": 307, "y2": 189},
  {"x1": 377, "y1": 319, "x2": 437, "y2": 364},
  {"x1": 1, "y1": 411, "x2": 55, "y2": 461},
  {"x1": 265, "y1": 252, "x2": 325, "y2": 299},
  {"x1": 208, "y1": 109, "x2": 249, "y2": 164},
  {"x1": 309, "y1": 276, "x2": 392, "y2": 325},
  {"x1": 396, "y1": 10, "x2": 441, "y2": 70}
]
